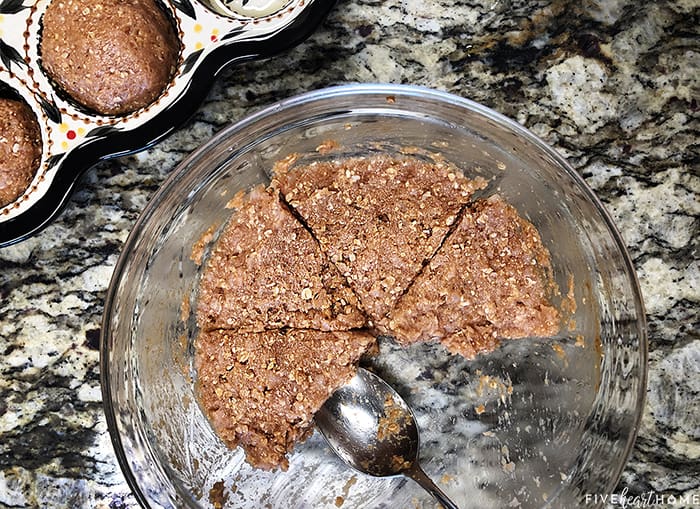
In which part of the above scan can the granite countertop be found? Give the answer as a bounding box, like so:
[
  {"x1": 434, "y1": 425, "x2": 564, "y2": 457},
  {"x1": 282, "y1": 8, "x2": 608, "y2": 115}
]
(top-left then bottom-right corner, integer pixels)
[{"x1": 1, "y1": 0, "x2": 698, "y2": 507}]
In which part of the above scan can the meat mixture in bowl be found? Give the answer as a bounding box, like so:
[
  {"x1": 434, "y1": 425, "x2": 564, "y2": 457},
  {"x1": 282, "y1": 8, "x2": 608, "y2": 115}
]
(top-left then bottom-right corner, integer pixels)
[{"x1": 194, "y1": 151, "x2": 561, "y2": 470}]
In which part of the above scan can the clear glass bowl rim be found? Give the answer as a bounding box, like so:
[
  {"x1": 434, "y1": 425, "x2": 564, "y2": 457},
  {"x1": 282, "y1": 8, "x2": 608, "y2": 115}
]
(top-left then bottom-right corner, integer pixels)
[{"x1": 100, "y1": 83, "x2": 648, "y2": 508}]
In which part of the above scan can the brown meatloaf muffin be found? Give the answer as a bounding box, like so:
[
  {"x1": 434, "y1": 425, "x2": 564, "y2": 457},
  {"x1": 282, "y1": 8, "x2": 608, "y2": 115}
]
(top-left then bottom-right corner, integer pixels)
[
  {"x1": 195, "y1": 328, "x2": 376, "y2": 470},
  {"x1": 196, "y1": 185, "x2": 367, "y2": 332},
  {"x1": 40, "y1": 0, "x2": 180, "y2": 115},
  {"x1": 274, "y1": 154, "x2": 487, "y2": 325},
  {"x1": 378, "y1": 194, "x2": 561, "y2": 358},
  {"x1": 0, "y1": 98, "x2": 42, "y2": 208}
]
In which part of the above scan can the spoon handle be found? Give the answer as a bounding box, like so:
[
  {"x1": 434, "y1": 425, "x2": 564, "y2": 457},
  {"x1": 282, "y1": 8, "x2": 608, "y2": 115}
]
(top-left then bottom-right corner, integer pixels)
[{"x1": 404, "y1": 464, "x2": 461, "y2": 509}]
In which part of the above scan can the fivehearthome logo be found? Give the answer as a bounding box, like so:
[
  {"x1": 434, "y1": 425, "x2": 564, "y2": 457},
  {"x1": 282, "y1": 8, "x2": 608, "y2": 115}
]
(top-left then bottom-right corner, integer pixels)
[{"x1": 584, "y1": 488, "x2": 699, "y2": 507}]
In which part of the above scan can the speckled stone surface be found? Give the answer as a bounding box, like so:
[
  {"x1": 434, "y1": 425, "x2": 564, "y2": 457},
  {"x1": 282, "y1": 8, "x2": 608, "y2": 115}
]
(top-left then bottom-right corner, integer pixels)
[{"x1": 0, "y1": 0, "x2": 697, "y2": 507}]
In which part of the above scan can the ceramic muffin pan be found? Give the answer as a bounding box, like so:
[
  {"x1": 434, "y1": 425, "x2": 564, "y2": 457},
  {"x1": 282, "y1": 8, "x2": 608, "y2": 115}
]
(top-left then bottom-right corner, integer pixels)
[{"x1": 0, "y1": 0, "x2": 334, "y2": 247}]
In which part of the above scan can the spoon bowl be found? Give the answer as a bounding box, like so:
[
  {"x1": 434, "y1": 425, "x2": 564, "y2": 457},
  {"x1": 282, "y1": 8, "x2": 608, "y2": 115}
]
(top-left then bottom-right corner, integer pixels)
[{"x1": 315, "y1": 367, "x2": 460, "y2": 509}]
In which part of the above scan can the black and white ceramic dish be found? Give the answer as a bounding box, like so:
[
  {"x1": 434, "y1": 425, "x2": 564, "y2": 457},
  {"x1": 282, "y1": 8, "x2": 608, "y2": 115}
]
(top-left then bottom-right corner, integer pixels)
[{"x1": 0, "y1": 0, "x2": 334, "y2": 247}]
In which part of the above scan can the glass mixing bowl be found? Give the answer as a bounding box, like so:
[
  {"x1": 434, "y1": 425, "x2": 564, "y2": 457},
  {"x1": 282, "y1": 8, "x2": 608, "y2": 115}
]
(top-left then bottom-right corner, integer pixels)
[{"x1": 101, "y1": 84, "x2": 647, "y2": 508}]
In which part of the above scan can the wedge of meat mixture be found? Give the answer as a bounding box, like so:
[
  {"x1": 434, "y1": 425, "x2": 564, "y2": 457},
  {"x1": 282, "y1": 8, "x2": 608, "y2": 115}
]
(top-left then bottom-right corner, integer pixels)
[
  {"x1": 378, "y1": 194, "x2": 560, "y2": 358},
  {"x1": 196, "y1": 185, "x2": 367, "y2": 332},
  {"x1": 195, "y1": 328, "x2": 376, "y2": 470},
  {"x1": 274, "y1": 154, "x2": 486, "y2": 325}
]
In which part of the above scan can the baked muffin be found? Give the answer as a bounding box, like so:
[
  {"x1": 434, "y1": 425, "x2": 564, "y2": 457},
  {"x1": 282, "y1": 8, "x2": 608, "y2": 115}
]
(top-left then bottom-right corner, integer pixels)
[
  {"x1": 0, "y1": 98, "x2": 42, "y2": 208},
  {"x1": 40, "y1": 0, "x2": 180, "y2": 116}
]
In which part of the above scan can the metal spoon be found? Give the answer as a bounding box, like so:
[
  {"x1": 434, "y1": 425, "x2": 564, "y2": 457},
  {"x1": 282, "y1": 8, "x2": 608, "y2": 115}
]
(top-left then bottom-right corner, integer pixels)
[{"x1": 315, "y1": 367, "x2": 460, "y2": 509}]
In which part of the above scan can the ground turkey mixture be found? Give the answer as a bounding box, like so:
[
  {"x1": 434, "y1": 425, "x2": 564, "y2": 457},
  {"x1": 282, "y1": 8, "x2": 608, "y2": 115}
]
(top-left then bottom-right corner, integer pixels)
[
  {"x1": 273, "y1": 154, "x2": 487, "y2": 325},
  {"x1": 40, "y1": 0, "x2": 180, "y2": 115},
  {"x1": 0, "y1": 98, "x2": 42, "y2": 208},
  {"x1": 377, "y1": 194, "x2": 560, "y2": 359},
  {"x1": 195, "y1": 328, "x2": 375, "y2": 470},
  {"x1": 196, "y1": 185, "x2": 366, "y2": 333},
  {"x1": 194, "y1": 152, "x2": 560, "y2": 470}
]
